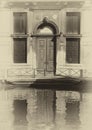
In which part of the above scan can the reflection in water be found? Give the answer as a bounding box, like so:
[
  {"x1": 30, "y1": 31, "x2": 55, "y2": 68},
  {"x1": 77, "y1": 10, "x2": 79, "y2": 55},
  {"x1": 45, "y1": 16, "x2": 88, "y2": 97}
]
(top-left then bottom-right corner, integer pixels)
[
  {"x1": 55, "y1": 91, "x2": 81, "y2": 130},
  {"x1": 0, "y1": 86, "x2": 92, "y2": 130},
  {"x1": 36, "y1": 90, "x2": 56, "y2": 123},
  {"x1": 14, "y1": 100, "x2": 27, "y2": 125},
  {"x1": 65, "y1": 91, "x2": 81, "y2": 128},
  {"x1": 27, "y1": 89, "x2": 56, "y2": 130},
  {"x1": 13, "y1": 100, "x2": 27, "y2": 130},
  {"x1": 65, "y1": 99, "x2": 80, "y2": 129}
]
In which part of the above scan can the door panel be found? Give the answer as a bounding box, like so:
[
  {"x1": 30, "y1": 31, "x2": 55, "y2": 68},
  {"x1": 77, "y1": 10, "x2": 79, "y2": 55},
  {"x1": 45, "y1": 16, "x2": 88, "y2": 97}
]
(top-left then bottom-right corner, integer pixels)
[
  {"x1": 37, "y1": 38, "x2": 55, "y2": 74},
  {"x1": 46, "y1": 38, "x2": 54, "y2": 71},
  {"x1": 37, "y1": 39, "x2": 46, "y2": 69}
]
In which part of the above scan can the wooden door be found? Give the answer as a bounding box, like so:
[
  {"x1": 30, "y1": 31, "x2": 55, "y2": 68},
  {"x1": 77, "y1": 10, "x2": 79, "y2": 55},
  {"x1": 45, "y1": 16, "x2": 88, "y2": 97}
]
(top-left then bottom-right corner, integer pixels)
[
  {"x1": 37, "y1": 38, "x2": 46, "y2": 70},
  {"x1": 37, "y1": 38, "x2": 55, "y2": 74},
  {"x1": 46, "y1": 38, "x2": 54, "y2": 72}
]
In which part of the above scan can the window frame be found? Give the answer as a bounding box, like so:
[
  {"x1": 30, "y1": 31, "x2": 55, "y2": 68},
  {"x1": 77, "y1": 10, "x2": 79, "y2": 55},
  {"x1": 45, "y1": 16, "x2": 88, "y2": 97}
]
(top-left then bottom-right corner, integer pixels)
[
  {"x1": 65, "y1": 11, "x2": 81, "y2": 65},
  {"x1": 13, "y1": 38, "x2": 27, "y2": 64},
  {"x1": 12, "y1": 11, "x2": 28, "y2": 64},
  {"x1": 13, "y1": 12, "x2": 27, "y2": 34},
  {"x1": 66, "y1": 12, "x2": 80, "y2": 35},
  {"x1": 66, "y1": 38, "x2": 80, "y2": 64}
]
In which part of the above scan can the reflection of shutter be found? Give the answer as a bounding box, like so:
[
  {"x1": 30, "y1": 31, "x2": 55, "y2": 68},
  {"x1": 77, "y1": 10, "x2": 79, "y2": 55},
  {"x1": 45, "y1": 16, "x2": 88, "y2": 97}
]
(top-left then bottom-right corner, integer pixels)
[
  {"x1": 14, "y1": 100, "x2": 27, "y2": 125},
  {"x1": 14, "y1": 38, "x2": 27, "y2": 63},
  {"x1": 67, "y1": 12, "x2": 80, "y2": 34},
  {"x1": 14, "y1": 13, "x2": 27, "y2": 34},
  {"x1": 66, "y1": 101, "x2": 80, "y2": 125},
  {"x1": 66, "y1": 38, "x2": 80, "y2": 63}
]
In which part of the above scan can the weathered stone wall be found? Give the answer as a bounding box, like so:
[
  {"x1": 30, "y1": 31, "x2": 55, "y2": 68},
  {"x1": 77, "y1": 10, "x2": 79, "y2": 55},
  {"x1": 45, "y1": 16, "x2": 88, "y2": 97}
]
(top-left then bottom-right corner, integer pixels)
[{"x1": 0, "y1": 9, "x2": 12, "y2": 79}]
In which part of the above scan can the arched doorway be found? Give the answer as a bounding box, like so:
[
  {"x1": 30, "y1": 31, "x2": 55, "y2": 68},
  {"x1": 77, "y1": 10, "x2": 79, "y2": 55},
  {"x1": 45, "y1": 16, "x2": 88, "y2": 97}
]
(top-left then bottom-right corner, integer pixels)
[{"x1": 33, "y1": 18, "x2": 59, "y2": 76}]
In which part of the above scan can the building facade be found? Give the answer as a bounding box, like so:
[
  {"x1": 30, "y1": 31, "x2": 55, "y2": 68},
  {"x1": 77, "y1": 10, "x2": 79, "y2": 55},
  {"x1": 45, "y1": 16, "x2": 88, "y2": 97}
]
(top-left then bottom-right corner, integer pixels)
[{"x1": 0, "y1": 0, "x2": 92, "y2": 81}]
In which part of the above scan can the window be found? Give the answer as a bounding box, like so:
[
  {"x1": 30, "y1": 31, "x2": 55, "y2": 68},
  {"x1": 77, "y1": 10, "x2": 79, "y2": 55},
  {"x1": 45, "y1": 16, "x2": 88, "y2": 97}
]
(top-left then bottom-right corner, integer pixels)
[
  {"x1": 13, "y1": 12, "x2": 27, "y2": 63},
  {"x1": 13, "y1": 38, "x2": 27, "y2": 63},
  {"x1": 66, "y1": 38, "x2": 80, "y2": 63},
  {"x1": 66, "y1": 12, "x2": 81, "y2": 64},
  {"x1": 13, "y1": 12, "x2": 27, "y2": 34},
  {"x1": 66, "y1": 12, "x2": 80, "y2": 34}
]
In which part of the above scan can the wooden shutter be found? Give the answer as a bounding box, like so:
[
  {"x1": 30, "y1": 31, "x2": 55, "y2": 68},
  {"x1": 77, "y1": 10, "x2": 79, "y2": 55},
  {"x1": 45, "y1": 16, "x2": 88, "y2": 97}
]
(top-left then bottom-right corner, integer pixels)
[
  {"x1": 66, "y1": 38, "x2": 80, "y2": 63},
  {"x1": 14, "y1": 38, "x2": 27, "y2": 63},
  {"x1": 14, "y1": 12, "x2": 27, "y2": 34},
  {"x1": 67, "y1": 12, "x2": 80, "y2": 34}
]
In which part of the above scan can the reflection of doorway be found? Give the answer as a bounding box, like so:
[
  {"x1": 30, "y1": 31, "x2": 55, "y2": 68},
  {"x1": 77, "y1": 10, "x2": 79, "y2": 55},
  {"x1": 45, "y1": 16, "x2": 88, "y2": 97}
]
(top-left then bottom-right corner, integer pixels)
[{"x1": 37, "y1": 37, "x2": 56, "y2": 74}]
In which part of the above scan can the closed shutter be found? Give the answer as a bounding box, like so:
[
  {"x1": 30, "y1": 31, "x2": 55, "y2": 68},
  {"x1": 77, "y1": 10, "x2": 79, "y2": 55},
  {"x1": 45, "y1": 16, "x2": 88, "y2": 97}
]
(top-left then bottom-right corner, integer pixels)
[
  {"x1": 66, "y1": 38, "x2": 80, "y2": 63},
  {"x1": 14, "y1": 12, "x2": 27, "y2": 34},
  {"x1": 66, "y1": 12, "x2": 80, "y2": 34},
  {"x1": 14, "y1": 38, "x2": 27, "y2": 63}
]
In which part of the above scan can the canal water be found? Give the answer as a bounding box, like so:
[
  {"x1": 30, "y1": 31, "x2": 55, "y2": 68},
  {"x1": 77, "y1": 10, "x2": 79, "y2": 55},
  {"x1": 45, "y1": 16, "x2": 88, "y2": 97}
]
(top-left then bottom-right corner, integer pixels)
[{"x1": 0, "y1": 84, "x2": 92, "y2": 130}]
